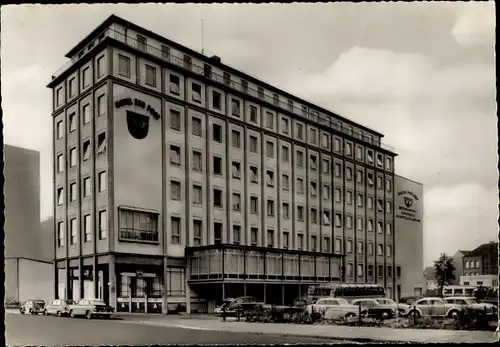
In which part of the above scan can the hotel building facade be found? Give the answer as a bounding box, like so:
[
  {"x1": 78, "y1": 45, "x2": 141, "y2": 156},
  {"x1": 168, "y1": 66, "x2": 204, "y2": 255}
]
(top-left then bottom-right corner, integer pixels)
[{"x1": 48, "y1": 15, "x2": 422, "y2": 314}]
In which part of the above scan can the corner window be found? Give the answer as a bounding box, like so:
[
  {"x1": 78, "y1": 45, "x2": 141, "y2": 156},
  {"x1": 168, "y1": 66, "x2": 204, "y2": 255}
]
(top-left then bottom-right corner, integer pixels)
[
  {"x1": 169, "y1": 74, "x2": 180, "y2": 95},
  {"x1": 192, "y1": 82, "x2": 202, "y2": 103},
  {"x1": 145, "y1": 64, "x2": 157, "y2": 87},
  {"x1": 118, "y1": 54, "x2": 131, "y2": 78}
]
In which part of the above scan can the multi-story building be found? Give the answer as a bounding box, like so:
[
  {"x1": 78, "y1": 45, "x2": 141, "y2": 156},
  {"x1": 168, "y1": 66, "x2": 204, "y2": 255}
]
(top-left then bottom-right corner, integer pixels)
[
  {"x1": 451, "y1": 250, "x2": 470, "y2": 284},
  {"x1": 47, "y1": 14, "x2": 416, "y2": 313},
  {"x1": 463, "y1": 242, "x2": 498, "y2": 277}
]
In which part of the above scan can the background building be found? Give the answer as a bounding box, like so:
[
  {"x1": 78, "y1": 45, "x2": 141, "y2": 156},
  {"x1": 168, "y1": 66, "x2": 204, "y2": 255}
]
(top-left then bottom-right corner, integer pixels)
[
  {"x1": 4, "y1": 145, "x2": 53, "y2": 303},
  {"x1": 47, "y1": 14, "x2": 418, "y2": 313},
  {"x1": 462, "y1": 241, "x2": 498, "y2": 277},
  {"x1": 451, "y1": 250, "x2": 470, "y2": 285}
]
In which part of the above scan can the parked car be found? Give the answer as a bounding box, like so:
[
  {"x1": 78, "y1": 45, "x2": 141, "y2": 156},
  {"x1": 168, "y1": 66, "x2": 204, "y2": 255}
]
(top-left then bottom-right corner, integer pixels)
[
  {"x1": 5, "y1": 299, "x2": 21, "y2": 309},
  {"x1": 352, "y1": 298, "x2": 409, "y2": 319},
  {"x1": 44, "y1": 299, "x2": 76, "y2": 317},
  {"x1": 20, "y1": 300, "x2": 46, "y2": 315},
  {"x1": 68, "y1": 298, "x2": 114, "y2": 319},
  {"x1": 214, "y1": 296, "x2": 262, "y2": 317},
  {"x1": 306, "y1": 297, "x2": 358, "y2": 319},
  {"x1": 405, "y1": 297, "x2": 463, "y2": 318},
  {"x1": 399, "y1": 296, "x2": 420, "y2": 305},
  {"x1": 443, "y1": 296, "x2": 497, "y2": 316},
  {"x1": 214, "y1": 298, "x2": 237, "y2": 316}
]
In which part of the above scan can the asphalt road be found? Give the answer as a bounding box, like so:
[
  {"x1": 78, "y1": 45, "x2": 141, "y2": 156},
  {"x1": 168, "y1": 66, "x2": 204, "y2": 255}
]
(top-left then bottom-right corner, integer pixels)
[{"x1": 5, "y1": 313, "x2": 352, "y2": 345}]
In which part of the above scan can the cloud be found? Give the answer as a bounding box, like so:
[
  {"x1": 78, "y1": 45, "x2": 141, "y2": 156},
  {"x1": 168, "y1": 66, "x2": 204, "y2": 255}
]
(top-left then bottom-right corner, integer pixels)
[{"x1": 451, "y1": 2, "x2": 496, "y2": 48}]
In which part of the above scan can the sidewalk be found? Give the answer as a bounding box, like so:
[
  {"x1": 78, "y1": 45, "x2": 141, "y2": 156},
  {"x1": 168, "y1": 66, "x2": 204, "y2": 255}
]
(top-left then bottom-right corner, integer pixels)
[{"x1": 119, "y1": 314, "x2": 499, "y2": 343}]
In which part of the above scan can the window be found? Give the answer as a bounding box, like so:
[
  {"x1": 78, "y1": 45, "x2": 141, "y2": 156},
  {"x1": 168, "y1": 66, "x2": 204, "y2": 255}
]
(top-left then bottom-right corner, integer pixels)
[
  {"x1": 310, "y1": 181, "x2": 317, "y2": 197},
  {"x1": 83, "y1": 214, "x2": 91, "y2": 242},
  {"x1": 335, "y1": 239, "x2": 341, "y2": 253},
  {"x1": 145, "y1": 65, "x2": 156, "y2": 87},
  {"x1": 233, "y1": 225, "x2": 241, "y2": 245},
  {"x1": 213, "y1": 124, "x2": 223, "y2": 143},
  {"x1": 69, "y1": 182, "x2": 76, "y2": 201},
  {"x1": 231, "y1": 98, "x2": 241, "y2": 117},
  {"x1": 97, "y1": 95, "x2": 106, "y2": 116},
  {"x1": 57, "y1": 222, "x2": 64, "y2": 247},
  {"x1": 170, "y1": 145, "x2": 181, "y2": 166},
  {"x1": 377, "y1": 199, "x2": 383, "y2": 212},
  {"x1": 323, "y1": 210, "x2": 330, "y2": 225},
  {"x1": 223, "y1": 72, "x2": 231, "y2": 85},
  {"x1": 193, "y1": 220, "x2": 202, "y2": 246},
  {"x1": 193, "y1": 185, "x2": 202, "y2": 204},
  {"x1": 377, "y1": 221, "x2": 383, "y2": 234},
  {"x1": 212, "y1": 90, "x2": 221, "y2": 110},
  {"x1": 396, "y1": 266, "x2": 401, "y2": 278},
  {"x1": 249, "y1": 105, "x2": 258, "y2": 123},
  {"x1": 250, "y1": 196, "x2": 258, "y2": 214},
  {"x1": 258, "y1": 87, "x2": 264, "y2": 98},
  {"x1": 310, "y1": 235, "x2": 317, "y2": 252},
  {"x1": 97, "y1": 56, "x2": 105, "y2": 78},
  {"x1": 83, "y1": 177, "x2": 91, "y2": 197},
  {"x1": 387, "y1": 266, "x2": 393, "y2": 278},
  {"x1": 283, "y1": 203, "x2": 290, "y2": 219},
  {"x1": 311, "y1": 209, "x2": 317, "y2": 224},
  {"x1": 118, "y1": 54, "x2": 131, "y2": 78},
  {"x1": 171, "y1": 217, "x2": 181, "y2": 244},
  {"x1": 169, "y1": 74, "x2": 180, "y2": 95},
  {"x1": 386, "y1": 157, "x2": 393, "y2": 170},
  {"x1": 346, "y1": 215, "x2": 353, "y2": 229},
  {"x1": 386, "y1": 201, "x2": 392, "y2": 214},
  {"x1": 192, "y1": 151, "x2": 202, "y2": 171},
  {"x1": 358, "y1": 241, "x2": 364, "y2": 254},
  {"x1": 213, "y1": 156, "x2": 222, "y2": 175},
  {"x1": 69, "y1": 113, "x2": 76, "y2": 132},
  {"x1": 378, "y1": 265, "x2": 383, "y2": 278},
  {"x1": 57, "y1": 154, "x2": 64, "y2": 173},
  {"x1": 346, "y1": 167, "x2": 353, "y2": 180},
  {"x1": 377, "y1": 176, "x2": 383, "y2": 190},
  {"x1": 232, "y1": 193, "x2": 241, "y2": 211},
  {"x1": 335, "y1": 213, "x2": 342, "y2": 227},
  {"x1": 346, "y1": 190, "x2": 353, "y2": 205},
  {"x1": 301, "y1": 105, "x2": 308, "y2": 116},
  {"x1": 232, "y1": 161, "x2": 241, "y2": 179},
  {"x1": 281, "y1": 117, "x2": 289, "y2": 134},
  {"x1": 267, "y1": 200, "x2": 275, "y2": 216},
  {"x1": 273, "y1": 93, "x2": 279, "y2": 106},
  {"x1": 192, "y1": 117, "x2": 202, "y2": 137},
  {"x1": 204, "y1": 64, "x2": 212, "y2": 78},
  {"x1": 387, "y1": 245, "x2": 392, "y2": 257},
  {"x1": 267, "y1": 229, "x2": 274, "y2": 247},
  {"x1": 297, "y1": 123, "x2": 303, "y2": 140},
  {"x1": 376, "y1": 153, "x2": 383, "y2": 167},
  {"x1": 97, "y1": 132, "x2": 106, "y2": 154},
  {"x1": 310, "y1": 155, "x2": 317, "y2": 170},
  {"x1": 161, "y1": 45, "x2": 171, "y2": 59},
  {"x1": 355, "y1": 145, "x2": 363, "y2": 160},
  {"x1": 68, "y1": 77, "x2": 76, "y2": 98},
  {"x1": 322, "y1": 159, "x2": 329, "y2": 174},
  {"x1": 357, "y1": 217, "x2": 363, "y2": 231},
  {"x1": 191, "y1": 82, "x2": 202, "y2": 103},
  {"x1": 368, "y1": 219, "x2": 373, "y2": 233},
  {"x1": 345, "y1": 142, "x2": 352, "y2": 156},
  {"x1": 82, "y1": 67, "x2": 90, "y2": 88},
  {"x1": 56, "y1": 87, "x2": 62, "y2": 106},
  {"x1": 266, "y1": 141, "x2": 274, "y2": 158},
  {"x1": 367, "y1": 149, "x2": 374, "y2": 164},
  {"x1": 170, "y1": 110, "x2": 181, "y2": 131},
  {"x1": 82, "y1": 140, "x2": 90, "y2": 162},
  {"x1": 297, "y1": 206, "x2": 304, "y2": 221},
  {"x1": 358, "y1": 264, "x2": 364, "y2": 277},
  {"x1": 357, "y1": 193, "x2": 363, "y2": 207},
  {"x1": 298, "y1": 234, "x2": 304, "y2": 250},
  {"x1": 98, "y1": 171, "x2": 106, "y2": 192},
  {"x1": 166, "y1": 267, "x2": 185, "y2": 296},
  {"x1": 357, "y1": 169, "x2": 363, "y2": 184},
  {"x1": 213, "y1": 189, "x2": 223, "y2": 208},
  {"x1": 367, "y1": 173, "x2": 374, "y2": 187},
  {"x1": 368, "y1": 242, "x2": 374, "y2": 256},
  {"x1": 137, "y1": 35, "x2": 147, "y2": 51},
  {"x1": 214, "y1": 223, "x2": 222, "y2": 244},
  {"x1": 378, "y1": 244, "x2": 383, "y2": 256},
  {"x1": 297, "y1": 178, "x2": 304, "y2": 194},
  {"x1": 280, "y1": 147, "x2": 289, "y2": 164},
  {"x1": 69, "y1": 148, "x2": 76, "y2": 167},
  {"x1": 250, "y1": 228, "x2": 258, "y2": 246},
  {"x1": 266, "y1": 170, "x2": 274, "y2": 187},
  {"x1": 323, "y1": 237, "x2": 330, "y2": 252},
  {"x1": 367, "y1": 196, "x2": 373, "y2": 210},
  {"x1": 171, "y1": 181, "x2": 181, "y2": 200},
  {"x1": 287, "y1": 100, "x2": 293, "y2": 111},
  {"x1": 386, "y1": 179, "x2": 392, "y2": 192},
  {"x1": 249, "y1": 136, "x2": 258, "y2": 153},
  {"x1": 347, "y1": 240, "x2": 353, "y2": 253},
  {"x1": 335, "y1": 188, "x2": 341, "y2": 203},
  {"x1": 70, "y1": 218, "x2": 77, "y2": 245},
  {"x1": 310, "y1": 128, "x2": 317, "y2": 145},
  {"x1": 266, "y1": 111, "x2": 274, "y2": 128},
  {"x1": 283, "y1": 232, "x2": 290, "y2": 249},
  {"x1": 322, "y1": 133, "x2": 329, "y2": 148},
  {"x1": 184, "y1": 55, "x2": 192, "y2": 69},
  {"x1": 323, "y1": 185, "x2": 330, "y2": 200},
  {"x1": 232, "y1": 130, "x2": 241, "y2": 148},
  {"x1": 82, "y1": 104, "x2": 90, "y2": 125},
  {"x1": 334, "y1": 138, "x2": 341, "y2": 152},
  {"x1": 296, "y1": 151, "x2": 304, "y2": 168},
  {"x1": 250, "y1": 166, "x2": 259, "y2": 183},
  {"x1": 334, "y1": 163, "x2": 341, "y2": 177},
  {"x1": 242, "y1": 80, "x2": 248, "y2": 93}
]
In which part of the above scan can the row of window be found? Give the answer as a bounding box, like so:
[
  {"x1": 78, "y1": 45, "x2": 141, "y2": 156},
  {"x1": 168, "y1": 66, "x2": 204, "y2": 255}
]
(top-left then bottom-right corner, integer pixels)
[
  {"x1": 346, "y1": 263, "x2": 398, "y2": 279},
  {"x1": 56, "y1": 210, "x2": 107, "y2": 247},
  {"x1": 55, "y1": 95, "x2": 107, "y2": 141},
  {"x1": 118, "y1": 34, "x2": 383, "y2": 150},
  {"x1": 56, "y1": 171, "x2": 107, "y2": 206},
  {"x1": 56, "y1": 133, "x2": 106, "y2": 174},
  {"x1": 168, "y1": 109, "x2": 393, "y2": 171},
  {"x1": 55, "y1": 56, "x2": 106, "y2": 108},
  {"x1": 464, "y1": 260, "x2": 481, "y2": 269}
]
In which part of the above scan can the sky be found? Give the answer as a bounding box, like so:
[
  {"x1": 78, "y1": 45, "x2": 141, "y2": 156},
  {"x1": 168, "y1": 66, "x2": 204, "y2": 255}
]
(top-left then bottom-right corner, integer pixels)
[{"x1": 1, "y1": 3, "x2": 497, "y2": 267}]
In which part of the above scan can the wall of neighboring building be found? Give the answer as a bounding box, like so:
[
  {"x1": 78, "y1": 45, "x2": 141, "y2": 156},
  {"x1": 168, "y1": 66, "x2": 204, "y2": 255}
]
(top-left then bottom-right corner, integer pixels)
[
  {"x1": 463, "y1": 255, "x2": 483, "y2": 276},
  {"x1": 460, "y1": 274, "x2": 499, "y2": 288},
  {"x1": 4, "y1": 145, "x2": 41, "y2": 259},
  {"x1": 5, "y1": 258, "x2": 53, "y2": 303},
  {"x1": 4, "y1": 258, "x2": 19, "y2": 302},
  {"x1": 394, "y1": 175, "x2": 425, "y2": 298},
  {"x1": 451, "y1": 252, "x2": 465, "y2": 285}
]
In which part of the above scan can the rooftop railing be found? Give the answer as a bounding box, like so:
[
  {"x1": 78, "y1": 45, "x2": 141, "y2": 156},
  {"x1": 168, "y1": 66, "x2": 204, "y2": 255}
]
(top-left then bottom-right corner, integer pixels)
[{"x1": 51, "y1": 27, "x2": 396, "y2": 153}]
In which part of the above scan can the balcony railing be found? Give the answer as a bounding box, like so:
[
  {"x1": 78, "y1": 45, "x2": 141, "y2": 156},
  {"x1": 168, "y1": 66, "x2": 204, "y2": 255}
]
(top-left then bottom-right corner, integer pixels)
[{"x1": 51, "y1": 27, "x2": 395, "y2": 152}]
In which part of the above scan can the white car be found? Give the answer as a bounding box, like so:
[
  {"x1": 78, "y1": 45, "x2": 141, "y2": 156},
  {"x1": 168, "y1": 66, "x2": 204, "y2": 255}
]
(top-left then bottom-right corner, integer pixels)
[
  {"x1": 443, "y1": 296, "x2": 497, "y2": 316},
  {"x1": 306, "y1": 298, "x2": 358, "y2": 319},
  {"x1": 405, "y1": 297, "x2": 463, "y2": 318}
]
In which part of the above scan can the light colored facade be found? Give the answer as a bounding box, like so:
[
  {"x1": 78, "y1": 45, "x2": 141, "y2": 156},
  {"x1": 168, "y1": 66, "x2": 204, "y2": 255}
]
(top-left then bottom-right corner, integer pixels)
[
  {"x1": 451, "y1": 250, "x2": 469, "y2": 285},
  {"x1": 462, "y1": 242, "x2": 498, "y2": 277},
  {"x1": 5, "y1": 257, "x2": 53, "y2": 303},
  {"x1": 394, "y1": 175, "x2": 425, "y2": 299},
  {"x1": 460, "y1": 274, "x2": 499, "y2": 289},
  {"x1": 48, "y1": 15, "x2": 407, "y2": 313}
]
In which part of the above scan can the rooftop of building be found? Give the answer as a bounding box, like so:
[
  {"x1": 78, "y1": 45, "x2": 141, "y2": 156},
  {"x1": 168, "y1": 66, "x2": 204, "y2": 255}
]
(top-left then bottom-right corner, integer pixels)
[
  {"x1": 465, "y1": 241, "x2": 499, "y2": 257},
  {"x1": 49, "y1": 14, "x2": 392, "y2": 142}
]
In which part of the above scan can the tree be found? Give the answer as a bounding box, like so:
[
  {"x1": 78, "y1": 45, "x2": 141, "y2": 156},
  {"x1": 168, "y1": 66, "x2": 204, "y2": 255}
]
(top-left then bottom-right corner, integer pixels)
[{"x1": 433, "y1": 253, "x2": 456, "y2": 296}]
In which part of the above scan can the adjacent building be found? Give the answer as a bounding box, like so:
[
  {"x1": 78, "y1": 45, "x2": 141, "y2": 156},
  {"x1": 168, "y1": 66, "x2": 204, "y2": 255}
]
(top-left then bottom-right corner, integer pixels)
[
  {"x1": 461, "y1": 242, "x2": 498, "y2": 289},
  {"x1": 47, "y1": 14, "x2": 421, "y2": 313},
  {"x1": 451, "y1": 250, "x2": 470, "y2": 285},
  {"x1": 4, "y1": 145, "x2": 53, "y2": 303}
]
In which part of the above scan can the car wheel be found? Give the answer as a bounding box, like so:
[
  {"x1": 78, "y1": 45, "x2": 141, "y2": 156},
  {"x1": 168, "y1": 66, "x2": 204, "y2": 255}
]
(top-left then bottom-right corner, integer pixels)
[
  {"x1": 20, "y1": 309, "x2": 24, "y2": 314},
  {"x1": 43, "y1": 310, "x2": 48, "y2": 316},
  {"x1": 85, "y1": 311, "x2": 92, "y2": 319},
  {"x1": 57, "y1": 311, "x2": 62, "y2": 317},
  {"x1": 410, "y1": 310, "x2": 421, "y2": 318},
  {"x1": 448, "y1": 310, "x2": 459, "y2": 319},
  {"x1": 69, "y1": 310, "x2": 75, "y2": 318},
  {"x1": 382, "y1": 311, "x2": 391, "y2": 319},
  {"x1": 345, "y1": 312, "x2": 356, "y2": 318}
]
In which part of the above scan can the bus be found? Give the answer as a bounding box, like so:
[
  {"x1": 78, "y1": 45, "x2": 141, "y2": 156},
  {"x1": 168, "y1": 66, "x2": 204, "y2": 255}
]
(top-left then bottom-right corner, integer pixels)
[
  {"x1": 307, "y1": 283, "x2": 386, "y2": 303},
  {"x1": 442, "y1": 285, "x2": 475, "y2": 297}
]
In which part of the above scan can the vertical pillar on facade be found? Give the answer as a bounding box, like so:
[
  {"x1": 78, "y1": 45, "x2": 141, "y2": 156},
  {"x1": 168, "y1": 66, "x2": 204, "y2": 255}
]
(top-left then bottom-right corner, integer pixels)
[
  {"x1": 281, "y1": 284, "x2": 285, "y2": 305},
  {"x1": 93, "y1": 256, "x2": 98, "y2": 300},
  {"x1": 185, "y1": 266, "x2": 191, "y2": 314},
  {"x1": 162, "y1": 258, "x2": 169, "y2": 315},
  {"x1": 263, "y1": 283, "x2": 267, "y2": 303},
  {"x1": 108, "y1": 260, "x2": 116, "y2": 310},
  {"x1": 66, "y1": 260, "x2": 71, "y2": 300},
  {"x1": 54, "y1": 263, "x2": 59, "y2": 299},
  {"x1": 79, "y1": 260, "x2": 84, "y2": 300},
  {"x1": 243, "y1": 283, "x2": 247, "y2": 296},
  {"x1": 222, "y1": 282, "x2": 225, "y2": 301}
]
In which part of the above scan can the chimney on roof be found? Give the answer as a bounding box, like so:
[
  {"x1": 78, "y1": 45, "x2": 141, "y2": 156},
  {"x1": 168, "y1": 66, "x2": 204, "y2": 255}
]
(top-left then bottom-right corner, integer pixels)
[{"x1": 210, "y1": 55, "x2": 221, "y2": 63}]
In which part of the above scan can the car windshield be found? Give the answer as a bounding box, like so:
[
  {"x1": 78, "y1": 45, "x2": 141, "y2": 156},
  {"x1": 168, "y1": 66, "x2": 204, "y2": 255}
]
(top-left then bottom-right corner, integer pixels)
[
  {"x1": 89, "y1": 300, "x2": 106, "y2": 306},
  {"x1": 377, "y1": 299, "x2": 394, "y2": 305},
  {"x1": 65, "y1": 300, "x2": 76, "y2": 305},
  {"x1": 466, "y1": 299, "x2": 479, "y2": 304}
]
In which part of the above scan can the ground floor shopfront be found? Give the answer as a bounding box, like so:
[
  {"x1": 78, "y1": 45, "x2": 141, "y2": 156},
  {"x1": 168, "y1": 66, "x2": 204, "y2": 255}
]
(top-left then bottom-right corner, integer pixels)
[{"x1": 54, "y1": 245, "x2": 344, "y2": 314}]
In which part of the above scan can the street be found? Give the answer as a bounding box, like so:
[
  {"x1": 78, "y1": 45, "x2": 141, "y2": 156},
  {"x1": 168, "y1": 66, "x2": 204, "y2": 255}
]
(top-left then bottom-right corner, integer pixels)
[{"x1": 5, "y1": 313, "x2": 352, "y2": 345}]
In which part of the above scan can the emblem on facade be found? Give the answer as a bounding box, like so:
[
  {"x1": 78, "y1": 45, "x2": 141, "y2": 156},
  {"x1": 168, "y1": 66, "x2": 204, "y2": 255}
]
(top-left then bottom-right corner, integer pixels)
[
  {"x1": 126, "y1": 110, "x2": 150, "y2": 140},
  {"x1": 404, "y1": 197, "x2": 413, "y2": 208}
]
